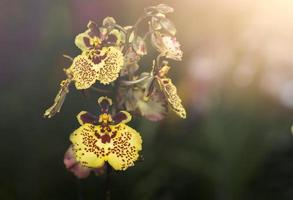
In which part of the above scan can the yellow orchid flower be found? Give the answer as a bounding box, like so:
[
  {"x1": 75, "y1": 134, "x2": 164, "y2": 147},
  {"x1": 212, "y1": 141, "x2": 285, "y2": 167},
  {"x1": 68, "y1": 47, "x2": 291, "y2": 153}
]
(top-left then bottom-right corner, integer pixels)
[
  {"x1": 44, "y1": 20, "x2": 125, "y2": 118},
  {"x1": 70, "y1": 97, "x2": 142, "y2": 171}
]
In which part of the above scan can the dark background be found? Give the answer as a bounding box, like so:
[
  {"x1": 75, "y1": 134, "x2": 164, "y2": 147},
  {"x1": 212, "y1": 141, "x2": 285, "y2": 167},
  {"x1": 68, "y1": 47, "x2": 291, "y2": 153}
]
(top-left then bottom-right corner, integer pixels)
[{"x1": 1, "y1": 0, "x2": 293, "y2": 199}]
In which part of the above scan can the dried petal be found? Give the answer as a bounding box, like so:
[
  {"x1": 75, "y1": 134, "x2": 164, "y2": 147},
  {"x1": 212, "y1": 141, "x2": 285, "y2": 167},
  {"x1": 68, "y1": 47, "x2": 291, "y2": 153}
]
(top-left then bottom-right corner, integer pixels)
[{"x1": 43, "y1": 79, "x2": 71, "y2": 118}]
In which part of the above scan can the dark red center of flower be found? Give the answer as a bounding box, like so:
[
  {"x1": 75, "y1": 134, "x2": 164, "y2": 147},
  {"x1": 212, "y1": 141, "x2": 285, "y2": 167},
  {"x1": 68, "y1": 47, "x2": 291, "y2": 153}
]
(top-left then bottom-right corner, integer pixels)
[{"x1": 95, "y1": 125, "x2": 117, "y2": 144}]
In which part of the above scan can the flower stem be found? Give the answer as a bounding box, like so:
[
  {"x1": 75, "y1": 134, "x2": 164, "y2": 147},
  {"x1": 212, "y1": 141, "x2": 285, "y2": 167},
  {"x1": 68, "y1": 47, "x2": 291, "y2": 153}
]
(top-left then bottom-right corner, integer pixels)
[
  {"x1": 120, "y1": 75, "x2": 151, "y2": 86},
  {"x1": 90, "y1": 86, "x2": 112, "y2": 94},
  {"x1": 154, "y1": 53, "x2": 165, "y2": 73},
  {"x1": 105, "y1": 163, "x2": 112, "y2": 200},
  {"x1": 76, "y1": 179, "x2": 84, "y2": 200}
]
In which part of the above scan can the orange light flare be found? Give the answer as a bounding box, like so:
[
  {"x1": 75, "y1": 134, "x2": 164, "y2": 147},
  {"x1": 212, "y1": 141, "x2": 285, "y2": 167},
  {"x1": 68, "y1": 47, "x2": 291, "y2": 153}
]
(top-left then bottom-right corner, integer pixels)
[{"x1": 173, "y1": 0, "x2": 293, "y2": 110}]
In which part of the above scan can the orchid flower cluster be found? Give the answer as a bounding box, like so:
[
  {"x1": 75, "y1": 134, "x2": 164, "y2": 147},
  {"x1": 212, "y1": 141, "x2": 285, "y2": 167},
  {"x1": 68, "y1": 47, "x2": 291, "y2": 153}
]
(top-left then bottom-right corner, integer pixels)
[{"x1": 44, "y1": 4, "x2": 186, "y2": 178}]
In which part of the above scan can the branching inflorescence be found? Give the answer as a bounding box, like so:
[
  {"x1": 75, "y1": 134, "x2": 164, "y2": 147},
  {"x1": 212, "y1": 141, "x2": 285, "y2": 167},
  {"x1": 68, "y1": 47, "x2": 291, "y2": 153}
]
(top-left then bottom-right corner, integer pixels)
[{"x1": 44, "y1": 4, "x2": 186, "y2": 177}]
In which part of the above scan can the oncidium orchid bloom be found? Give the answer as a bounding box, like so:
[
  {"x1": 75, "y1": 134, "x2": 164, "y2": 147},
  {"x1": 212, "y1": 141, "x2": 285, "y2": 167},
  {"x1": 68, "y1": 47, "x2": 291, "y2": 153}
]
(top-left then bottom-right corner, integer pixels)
[
  {"x1": 43, "y1": 3, "x2": 187, "y2": 182},
  {"x1": 70, "y1": 96, "x2": 142, "y2": 171},
  {"x1": 44, "y1": 20, "x2": 124, "y2": 118}
]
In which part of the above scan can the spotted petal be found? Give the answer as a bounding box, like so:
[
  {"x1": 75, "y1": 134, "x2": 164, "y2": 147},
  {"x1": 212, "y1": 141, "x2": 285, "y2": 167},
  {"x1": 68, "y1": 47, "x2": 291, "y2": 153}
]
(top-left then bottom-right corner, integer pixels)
[
  {"x1": 104, "y1": 124, "x2": 142, "y2": 170},
  {"x1": 70, "y1": 124, "x2": 105, "y2": 168},
  {"x1": 67, "y1": 55, "x2": 102, "y2": 90},
  {"x1": 95, "y1": 47, "x2": 124, "y2": 84},
  {"x1": 70, "y1": 123, "x2": 142, "y2": 170},
  {"x1": 157, "y1": 77, "x2": 186, "y2": 118}
]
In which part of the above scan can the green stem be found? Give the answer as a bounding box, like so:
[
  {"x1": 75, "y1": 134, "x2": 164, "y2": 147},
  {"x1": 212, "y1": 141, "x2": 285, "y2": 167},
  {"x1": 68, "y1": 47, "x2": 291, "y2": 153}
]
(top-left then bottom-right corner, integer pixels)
[
  {"x1": 90, "y1": 87, "x2": 112, "y2": 94},
  {"x1": 105, "y1": 164, "x2": 112, "y2": 200},
  {"x1": 154, "y1": 53, "x2": 165, "y2": 73},
  {"x1": 120, "y1": 75, "x2": 151, "y2": 86}
]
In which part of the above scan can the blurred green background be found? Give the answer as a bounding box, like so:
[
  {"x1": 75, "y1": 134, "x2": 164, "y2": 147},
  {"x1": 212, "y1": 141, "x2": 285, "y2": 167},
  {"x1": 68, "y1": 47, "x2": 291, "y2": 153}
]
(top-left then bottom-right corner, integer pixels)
[{"x1": 1, "y1": 0, "x2": 293, "y2": 199}]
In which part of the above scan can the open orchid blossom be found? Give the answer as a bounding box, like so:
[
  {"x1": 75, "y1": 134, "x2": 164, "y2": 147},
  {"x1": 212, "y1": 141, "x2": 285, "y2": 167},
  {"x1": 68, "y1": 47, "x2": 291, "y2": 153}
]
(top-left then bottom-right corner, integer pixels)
[
  {"x1": 44, "y1": 20, "x2": 124, "y2": 118},
  {"x1": 44, "y1": 4, "x2": 185, "y2": 120},
  {"x1": 44, "y1": 4, "x2": 186, "y2": 178},
  {"x1": 70, "y1": 97, "x2": 142, "y2": 171}
]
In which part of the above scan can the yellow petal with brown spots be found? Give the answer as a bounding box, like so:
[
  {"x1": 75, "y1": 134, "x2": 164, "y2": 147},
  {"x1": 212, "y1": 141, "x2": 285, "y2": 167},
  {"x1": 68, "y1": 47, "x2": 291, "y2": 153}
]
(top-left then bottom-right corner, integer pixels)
[
  {"x1": 95, "y1": 47, "x2": 124, "y2": 85},
  {"x1": 106, "y1": 124, "x2": 142, "y2": 170},
  {"x1": 70, "y1": 124, "x2": 105, "y2": 168},
  {"x1": 158, "y1": 77, "x2": 186, "y2": 119},
  {"x1": 67, "y1": 55, "x2": 102, "y2": 90},
  {"x1": 70, "y1": 123, "x2": 142, "y2": 170}
]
